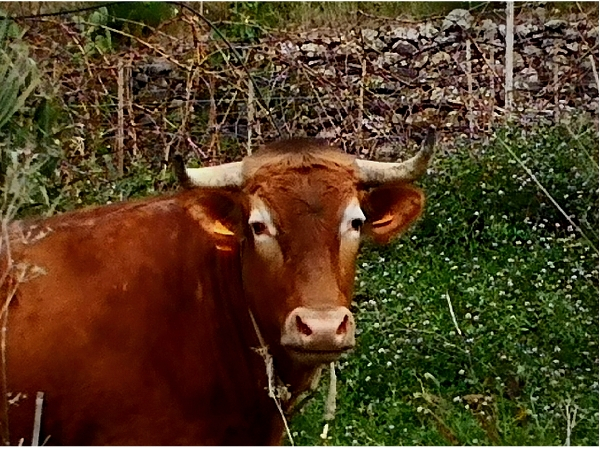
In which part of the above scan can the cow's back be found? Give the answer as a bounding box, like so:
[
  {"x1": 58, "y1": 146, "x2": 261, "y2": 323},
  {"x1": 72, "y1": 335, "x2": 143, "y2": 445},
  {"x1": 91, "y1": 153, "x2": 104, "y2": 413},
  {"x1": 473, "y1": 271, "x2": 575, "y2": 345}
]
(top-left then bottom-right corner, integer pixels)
[{"x1": 4, "y1": 195, "x2": 279, "y2": 445}]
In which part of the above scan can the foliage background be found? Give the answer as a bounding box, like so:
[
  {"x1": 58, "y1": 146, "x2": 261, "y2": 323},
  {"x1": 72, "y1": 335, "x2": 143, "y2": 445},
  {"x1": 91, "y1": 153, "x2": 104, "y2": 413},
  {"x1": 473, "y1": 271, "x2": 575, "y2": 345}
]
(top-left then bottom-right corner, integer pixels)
[{"x1": 0, "y1": 1, "x2": 597, "y2": 446}]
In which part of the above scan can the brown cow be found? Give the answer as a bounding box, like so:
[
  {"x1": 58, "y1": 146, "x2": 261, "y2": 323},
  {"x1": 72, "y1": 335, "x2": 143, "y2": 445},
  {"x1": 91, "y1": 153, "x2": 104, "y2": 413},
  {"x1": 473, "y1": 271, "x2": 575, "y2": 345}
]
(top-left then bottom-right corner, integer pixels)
[{"x1": 1, "y1": 130, "x2": 434, "y2": 445}]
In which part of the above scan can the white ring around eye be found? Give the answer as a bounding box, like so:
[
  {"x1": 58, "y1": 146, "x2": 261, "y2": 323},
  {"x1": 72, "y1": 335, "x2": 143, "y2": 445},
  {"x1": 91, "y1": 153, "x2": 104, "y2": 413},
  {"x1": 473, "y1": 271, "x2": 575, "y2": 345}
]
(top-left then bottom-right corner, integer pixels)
[
  {"x1": 340, "y1": 199, "x2": 366, "y2": 237},
  {"x1": 248, "y1": 202, "x2": 277, "y2": 238}
]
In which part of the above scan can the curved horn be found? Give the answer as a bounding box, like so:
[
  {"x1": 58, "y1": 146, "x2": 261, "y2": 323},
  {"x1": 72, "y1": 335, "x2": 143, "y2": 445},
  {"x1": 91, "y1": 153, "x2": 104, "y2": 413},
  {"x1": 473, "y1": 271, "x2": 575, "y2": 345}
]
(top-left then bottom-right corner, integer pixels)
[
  {"x1": 185, "y1": 162, "x2": 244, "y2": 187},
  {"x1": 356, "y1": 125, "x2": 436, "y2": 184}
]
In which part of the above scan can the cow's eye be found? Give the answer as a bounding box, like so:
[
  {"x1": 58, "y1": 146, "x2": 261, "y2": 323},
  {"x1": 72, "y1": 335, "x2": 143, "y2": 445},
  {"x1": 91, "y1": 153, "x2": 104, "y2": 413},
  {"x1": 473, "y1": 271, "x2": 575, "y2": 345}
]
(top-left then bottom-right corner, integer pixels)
[
  {"x1": 250, "y1": 221, "x2": 268, "y2": 236},
  {"x1": 350, "y1": 218, "x2": 364, "y2": 231}
]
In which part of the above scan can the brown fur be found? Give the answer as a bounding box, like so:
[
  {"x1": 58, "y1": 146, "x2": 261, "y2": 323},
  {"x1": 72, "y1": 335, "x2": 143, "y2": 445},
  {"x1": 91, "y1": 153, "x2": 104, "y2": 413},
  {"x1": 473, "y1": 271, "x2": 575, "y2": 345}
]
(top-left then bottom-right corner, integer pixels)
[{"x1": 3, "y1": 139, "x2": 425, "y2": 445}]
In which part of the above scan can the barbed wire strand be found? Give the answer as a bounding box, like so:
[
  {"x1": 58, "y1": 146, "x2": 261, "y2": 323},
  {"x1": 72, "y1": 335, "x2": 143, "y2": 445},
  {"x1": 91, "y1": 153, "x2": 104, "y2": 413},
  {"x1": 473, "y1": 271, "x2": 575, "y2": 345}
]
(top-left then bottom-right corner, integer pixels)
[{"x1": 172, "y1": 2, "x2": 284, "y2": 138}]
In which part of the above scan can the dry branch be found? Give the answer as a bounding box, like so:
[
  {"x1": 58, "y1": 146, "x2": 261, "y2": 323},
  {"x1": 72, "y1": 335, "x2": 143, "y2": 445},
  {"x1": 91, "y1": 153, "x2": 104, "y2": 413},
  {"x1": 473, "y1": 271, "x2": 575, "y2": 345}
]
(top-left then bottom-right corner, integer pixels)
[
  {"x1": 31, "y1": 392, "x2": 44, "y2": 446},
  {"x1": 117, "y1": 62, "x2": 125, "y2": 177},
  {"x1": 504, "y1": 2, "x2": 514, "y2": 115}
]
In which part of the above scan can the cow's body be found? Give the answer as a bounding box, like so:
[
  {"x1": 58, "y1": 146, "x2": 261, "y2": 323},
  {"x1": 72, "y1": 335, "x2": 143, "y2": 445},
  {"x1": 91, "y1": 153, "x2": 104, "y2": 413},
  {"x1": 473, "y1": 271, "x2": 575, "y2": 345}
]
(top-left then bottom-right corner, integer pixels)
[
  {"x1": 2, "y1": 136, "x2": 434, "y2": 445},
  {"x1": 5, "y1": 194, "x2": 285, "y2": 444}
]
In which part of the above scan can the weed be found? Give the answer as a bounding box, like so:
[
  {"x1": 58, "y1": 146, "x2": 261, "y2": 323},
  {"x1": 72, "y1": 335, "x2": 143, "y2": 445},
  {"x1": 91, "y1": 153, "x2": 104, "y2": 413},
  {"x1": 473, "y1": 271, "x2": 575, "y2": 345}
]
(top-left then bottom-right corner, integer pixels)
[{"x1": 290, "y1": 121, "x2": 599, "y2": 445}]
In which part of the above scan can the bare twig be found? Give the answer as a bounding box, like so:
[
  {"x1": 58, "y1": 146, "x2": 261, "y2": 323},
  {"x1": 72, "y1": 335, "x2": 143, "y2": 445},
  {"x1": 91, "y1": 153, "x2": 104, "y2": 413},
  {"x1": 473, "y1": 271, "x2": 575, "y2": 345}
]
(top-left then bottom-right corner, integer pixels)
[
  {"x1": 247, "y1": 78, "x2": 254, "y2": 156},
  {"x1": 248, "y1": 310, "x2": 294, "y2": 445},
  {"x1": 116, "y1": 61, "x2": 125, "y2": 177},
  {"x1": 358, "y1": 43, "x2": 366, "y2": 148},
  {"x1": 323, "y1": 362, "x2": 337, "y2": 421},
  {"x1": 588, "y1": 54, "x2": 599, "y2": 90},
  {"x1": 504, "y1": 1, "x2": 514, "y2": 115},
  {"x1": 31, "y1": 392, "x2": 44, "y2": 446},
  {"x1": 563, "y1": 399, "x2": 579, "y2": 446},
  {"x1": 465, "y1": 38, "x2": 474, "y2": 136},
  {"x1": 123, "y1": 56, "x2": 138, "y2": 157},
  {"x1": 445, "y1": 292, "x2": 462, "y2": 336}
]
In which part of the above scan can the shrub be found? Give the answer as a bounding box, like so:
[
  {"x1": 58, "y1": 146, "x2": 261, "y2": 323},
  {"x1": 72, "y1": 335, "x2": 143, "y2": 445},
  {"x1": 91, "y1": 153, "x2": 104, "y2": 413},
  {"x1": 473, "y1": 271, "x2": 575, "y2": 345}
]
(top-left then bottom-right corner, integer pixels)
[{"x1": 290, "y1": 120, "x2": 599, "y2": 446}]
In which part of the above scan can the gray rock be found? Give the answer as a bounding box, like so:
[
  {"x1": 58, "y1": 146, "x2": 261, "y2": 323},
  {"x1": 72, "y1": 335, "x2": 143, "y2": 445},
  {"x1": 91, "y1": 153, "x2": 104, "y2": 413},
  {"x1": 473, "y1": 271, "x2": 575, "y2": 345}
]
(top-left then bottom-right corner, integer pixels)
[
  {"x1": 534, "y1": 7, "x2": 547, "y2": 20},
  {"x1": 280, "y1": 41, "x2": 299, "y2": 57},
  {"x1": 144, "y1": 60, "x2": 173, "y2": 76},
  {"x1": 515, "y1": 67, "x2": 540, "y2": 91},
  {"x1": 361, "y1": 28, "x2": 379, "y2": 42},
  {"x1": 135, "y1": 73, "x2": 149, "y2": 83},
  {"x1": 418, "y1": 22, "x2": 438, "y2": 39},
  {"x1": 155, "y1": 78, "x2": 169, "y2": 88},
  {"x1": 392, "y1": 40, "x2": 417, "y2": 56},
  {"x1": 442, "y1": 9, "x2": 473, "y2": 31},
  {"x1": 513, "y1": 51, "x2": 525, "y2": 70},
  {"x1": 515, "y1": 23, "x2": 539, "y2": 36},
  {"x1": 565, "y1": 42, "x2": 579, "y2": 52},
  {"x1": 316, "y1": 128, "x2": 339, "y2": 139},
  {"x1": 413, "y1": 53, "x2": 429, "y2": 69},
  {"x1": 545, "y1": 19, "x2": 568, "y2": 30},
  {"x1": 564, "y1": 27, "x2": 579, "y2": 40},
  {"x1": 431, "y1": 51, "x2": 451, "y2": 65},
  {"x1": 368, "y1": 38, "x2": 387, "y2": 52},
  {"x1": 523, "y1": 45, "x2": 543, "y2": 56},
  {"x1": 434, "y1": 34, "x2": 458, "y2": 45},
  {"x1": 389, "y1": 26, "x2": 420, "y2": 42},
  {"x1": 480, "y1": 19, "x2": 498, "y2": 41},
  {"x1": 374, "y1": 52, "x2": 402, "y2": 68},
  {"x1": 301, "y1": 42, "x2": 326, "y2": 57}
]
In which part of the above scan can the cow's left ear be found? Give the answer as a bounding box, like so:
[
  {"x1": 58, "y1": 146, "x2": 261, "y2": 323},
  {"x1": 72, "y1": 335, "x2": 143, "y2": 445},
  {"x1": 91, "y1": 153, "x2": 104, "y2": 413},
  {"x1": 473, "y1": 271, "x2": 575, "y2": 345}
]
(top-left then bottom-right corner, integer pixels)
[
  {"x1": 361, "y1": 183, "x2": 424, "y2": 245},
  {"x1": 184, "y1": 188, "x2": 247, "y2": 247}
]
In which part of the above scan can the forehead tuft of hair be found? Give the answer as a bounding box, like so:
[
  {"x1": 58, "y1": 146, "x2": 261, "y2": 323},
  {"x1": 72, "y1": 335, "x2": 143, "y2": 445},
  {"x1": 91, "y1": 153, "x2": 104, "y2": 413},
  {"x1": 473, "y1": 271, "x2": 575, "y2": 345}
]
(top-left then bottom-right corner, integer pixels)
[{"x1": 243, "y1": 138, "x2": 356, "y2": 180}]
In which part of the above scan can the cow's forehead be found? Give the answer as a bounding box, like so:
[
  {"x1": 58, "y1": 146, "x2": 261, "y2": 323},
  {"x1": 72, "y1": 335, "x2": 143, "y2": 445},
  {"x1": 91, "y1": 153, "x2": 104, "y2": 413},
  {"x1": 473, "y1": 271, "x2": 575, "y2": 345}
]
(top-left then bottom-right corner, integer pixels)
[
  {"x1": 240, "y1": 145, "x2": 362, "y2": 227},
  {"x1": 243, "y1": 159, "x2": 359, "y2": 216}
]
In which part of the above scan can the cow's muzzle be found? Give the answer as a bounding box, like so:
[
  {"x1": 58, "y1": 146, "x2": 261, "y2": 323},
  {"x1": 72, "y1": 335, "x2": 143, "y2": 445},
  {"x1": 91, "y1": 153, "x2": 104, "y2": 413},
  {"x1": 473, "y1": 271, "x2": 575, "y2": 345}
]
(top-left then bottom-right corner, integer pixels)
[{"x1": 280, "y1": 307, "x2": 356, "y2": 364}]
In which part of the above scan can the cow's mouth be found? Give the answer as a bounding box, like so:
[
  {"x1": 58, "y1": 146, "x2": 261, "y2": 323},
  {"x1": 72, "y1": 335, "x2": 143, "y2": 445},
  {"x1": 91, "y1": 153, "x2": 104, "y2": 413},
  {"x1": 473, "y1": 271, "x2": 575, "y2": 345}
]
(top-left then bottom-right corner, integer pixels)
[{"x1": 284, "y1": 345, "x2": 353, "y2": 364}]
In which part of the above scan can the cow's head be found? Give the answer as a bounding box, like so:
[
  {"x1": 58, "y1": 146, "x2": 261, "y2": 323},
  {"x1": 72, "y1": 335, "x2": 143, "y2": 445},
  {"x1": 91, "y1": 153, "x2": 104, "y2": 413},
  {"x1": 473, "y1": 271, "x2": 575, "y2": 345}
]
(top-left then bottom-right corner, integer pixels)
[{"x1": 183, "y1": 128, "x2": 435, "y2": 368}]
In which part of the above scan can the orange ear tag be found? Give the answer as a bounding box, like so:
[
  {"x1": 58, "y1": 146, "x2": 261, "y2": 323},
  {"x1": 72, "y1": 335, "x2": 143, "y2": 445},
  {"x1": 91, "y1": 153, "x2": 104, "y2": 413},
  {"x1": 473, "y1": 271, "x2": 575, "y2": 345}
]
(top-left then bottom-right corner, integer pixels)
[
  {"x1": 213, "y1": 220, "x2": 235, "y2": 236},
  {"x1": 213, "y1": 220, "x2": 235, "y2": 252},
  {"x1": 372, "y1": 213, "x2": 394, "y2": 227}
]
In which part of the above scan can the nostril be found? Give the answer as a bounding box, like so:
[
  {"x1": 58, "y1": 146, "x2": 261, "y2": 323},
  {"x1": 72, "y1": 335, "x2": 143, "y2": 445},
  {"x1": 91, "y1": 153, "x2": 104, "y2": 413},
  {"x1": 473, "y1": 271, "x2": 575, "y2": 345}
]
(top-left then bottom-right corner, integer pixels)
[
  {"x1": 336, "y1": 315, "x2": 349, "y2": 335},
  {"x1": 295, "y1": 315, "x2": 313, "y2": 336}
]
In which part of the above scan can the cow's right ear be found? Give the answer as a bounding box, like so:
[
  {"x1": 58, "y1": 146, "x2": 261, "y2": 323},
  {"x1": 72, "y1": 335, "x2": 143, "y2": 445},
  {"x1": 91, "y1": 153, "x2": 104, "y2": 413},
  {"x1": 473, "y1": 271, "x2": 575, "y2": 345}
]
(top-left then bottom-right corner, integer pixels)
[
  {"x1": 361, "y1": 183, "x2": 424, "y2": 245},
  {"x1": 184, "y1": 189, "x2": 247, "y2": 248}
]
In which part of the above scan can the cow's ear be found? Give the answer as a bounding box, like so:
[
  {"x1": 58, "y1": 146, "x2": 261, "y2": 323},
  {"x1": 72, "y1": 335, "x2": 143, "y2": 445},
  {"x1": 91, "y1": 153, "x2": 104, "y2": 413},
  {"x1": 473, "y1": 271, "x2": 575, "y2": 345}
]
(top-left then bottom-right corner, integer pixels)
[
  {"x1": 184, "y1": 188, "x2": 247, "y2": 247},
  {"x1": 361, "y1": 183, "x2": 424, "y2": 245}
]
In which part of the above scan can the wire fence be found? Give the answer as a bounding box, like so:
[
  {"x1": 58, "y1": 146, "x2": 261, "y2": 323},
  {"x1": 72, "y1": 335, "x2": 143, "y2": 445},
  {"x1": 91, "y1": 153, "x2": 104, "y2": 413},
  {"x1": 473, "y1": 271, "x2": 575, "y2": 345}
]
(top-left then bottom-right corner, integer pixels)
[{"x1": 10, "y1": 4, "x2": 600, "y2": 168}]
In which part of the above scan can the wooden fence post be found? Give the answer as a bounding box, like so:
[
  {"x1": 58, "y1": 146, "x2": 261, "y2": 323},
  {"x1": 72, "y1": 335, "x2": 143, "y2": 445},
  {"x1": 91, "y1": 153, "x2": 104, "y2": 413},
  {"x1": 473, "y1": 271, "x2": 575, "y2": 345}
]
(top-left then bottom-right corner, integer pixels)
[
  {"x1": 247, "y1": 78, "x2": 254, "y2": 156},
  {"x1": 505, "y1": 1, "x2": 514, "y2": 116}
]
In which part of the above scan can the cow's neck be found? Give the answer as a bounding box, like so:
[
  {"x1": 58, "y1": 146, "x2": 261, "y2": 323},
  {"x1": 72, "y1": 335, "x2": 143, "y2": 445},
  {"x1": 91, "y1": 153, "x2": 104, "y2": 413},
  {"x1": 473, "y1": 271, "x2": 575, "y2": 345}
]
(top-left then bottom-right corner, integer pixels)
[
  {"x1": 246, "y1": 308, "x2": 322, "y2": 403},
  {"x1": 204, "y1": 246, "x2": 322, "y2": 435}
]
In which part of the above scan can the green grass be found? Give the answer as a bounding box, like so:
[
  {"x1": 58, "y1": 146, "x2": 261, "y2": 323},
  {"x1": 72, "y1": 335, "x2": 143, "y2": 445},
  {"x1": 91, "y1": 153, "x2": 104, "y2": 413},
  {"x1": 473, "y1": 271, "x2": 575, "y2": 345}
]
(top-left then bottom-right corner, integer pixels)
[{"x1": 289, "y1": 120, "x2": 599, "y2": 445}]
